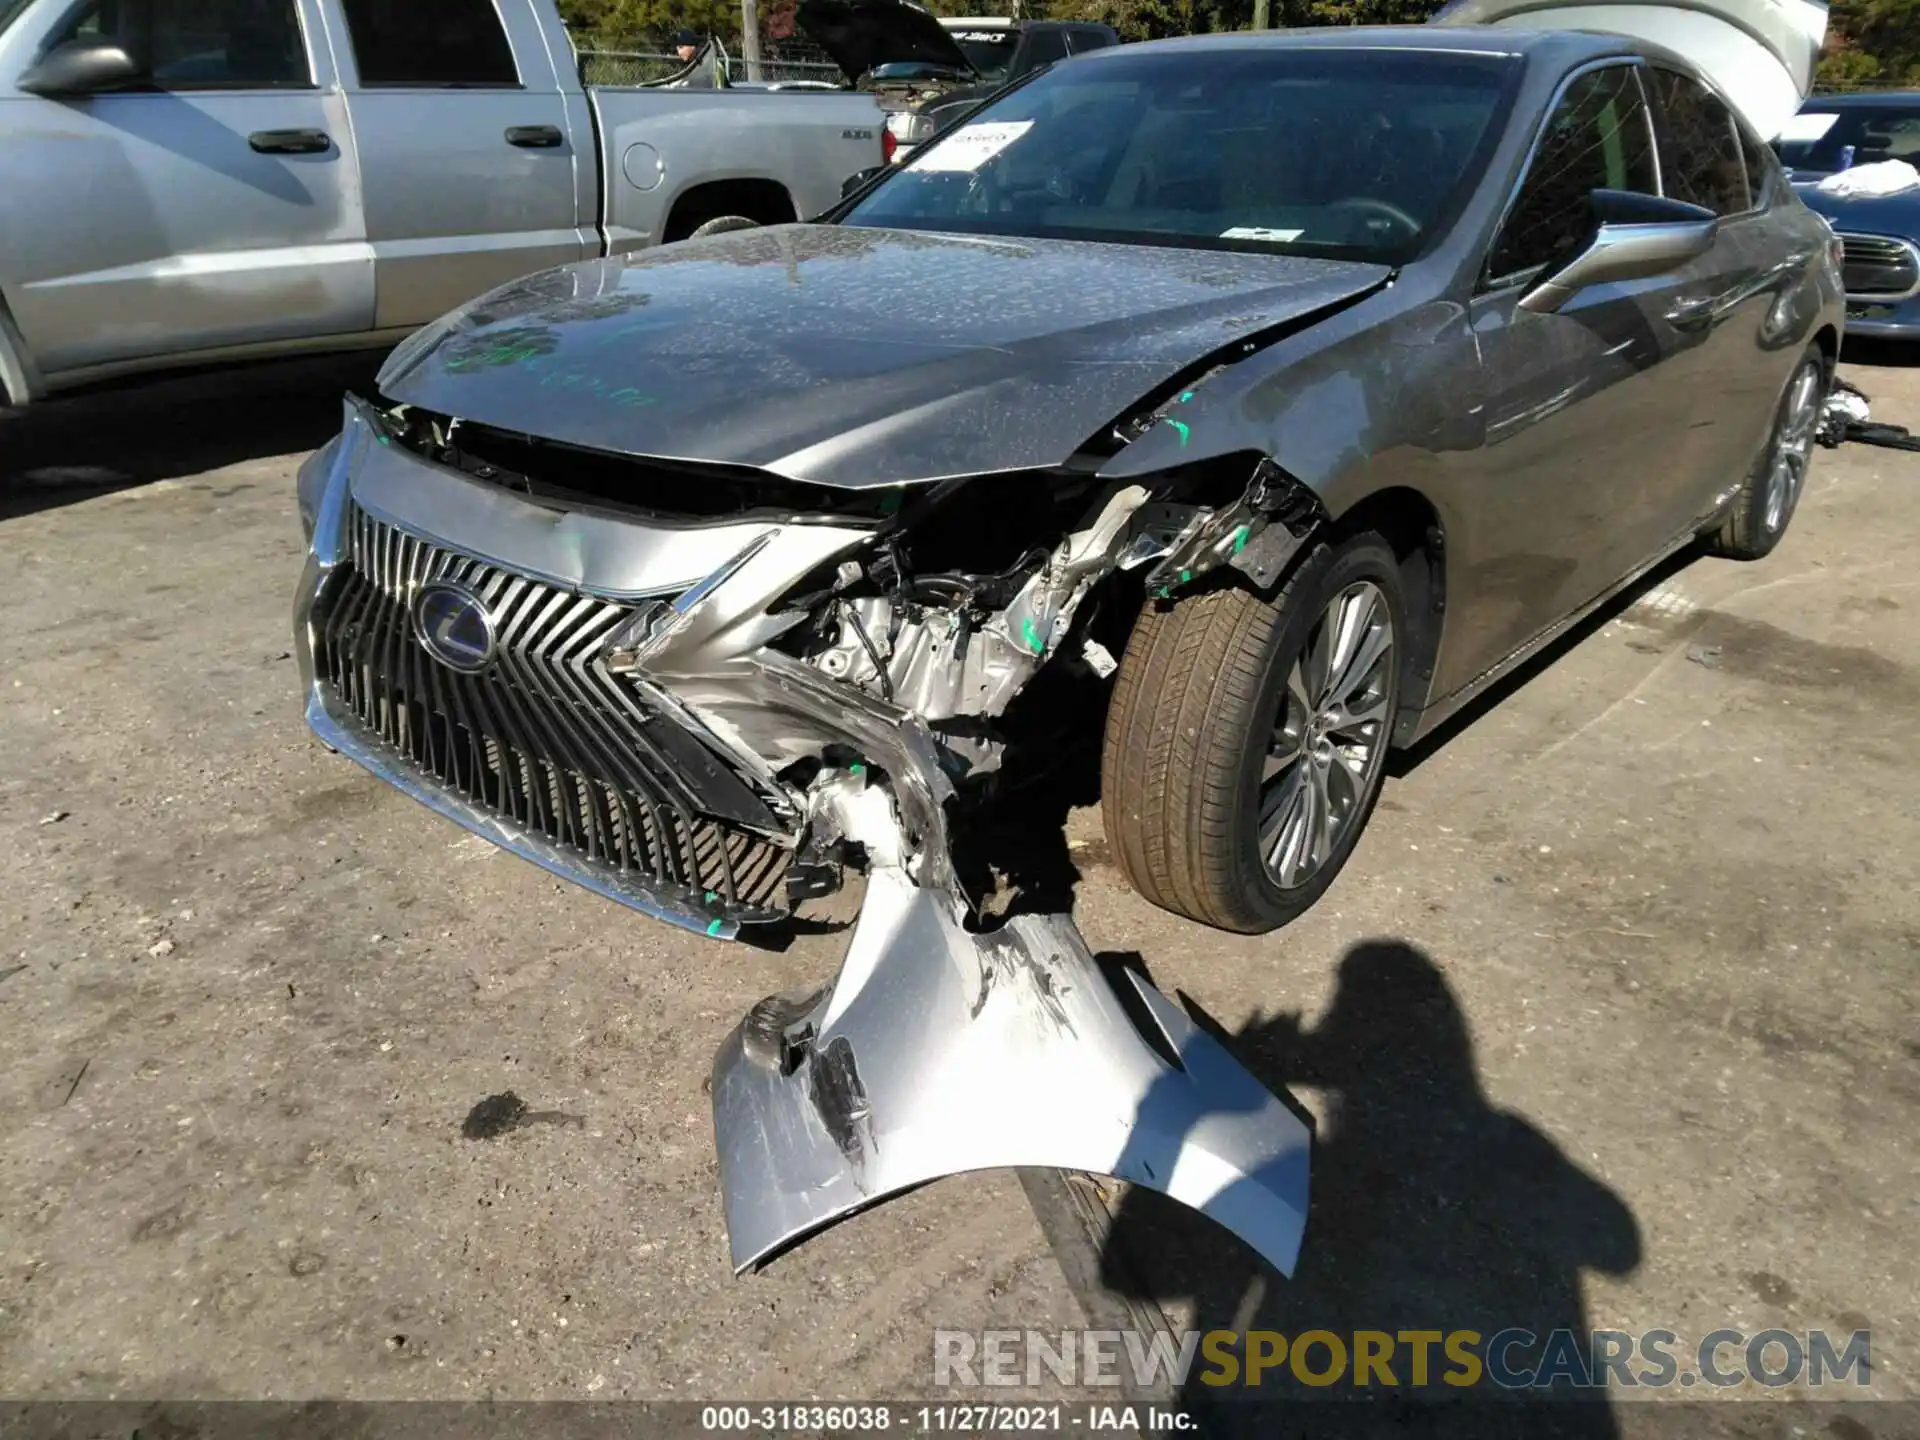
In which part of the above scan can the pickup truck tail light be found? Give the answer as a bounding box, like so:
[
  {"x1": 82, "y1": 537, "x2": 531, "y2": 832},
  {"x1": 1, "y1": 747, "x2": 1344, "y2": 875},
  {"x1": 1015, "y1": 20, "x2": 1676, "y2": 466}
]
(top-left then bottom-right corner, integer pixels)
[{"x1": 881, "y1": 127, "x2": 897, "y2": 163}]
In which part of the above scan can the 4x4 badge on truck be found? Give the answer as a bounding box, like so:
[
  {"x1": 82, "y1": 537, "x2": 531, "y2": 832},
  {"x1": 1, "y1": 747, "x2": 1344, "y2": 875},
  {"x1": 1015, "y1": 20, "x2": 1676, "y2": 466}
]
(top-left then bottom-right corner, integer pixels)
[{"x1": 413, "y1": 582, "x2": 497, "y2": 673}]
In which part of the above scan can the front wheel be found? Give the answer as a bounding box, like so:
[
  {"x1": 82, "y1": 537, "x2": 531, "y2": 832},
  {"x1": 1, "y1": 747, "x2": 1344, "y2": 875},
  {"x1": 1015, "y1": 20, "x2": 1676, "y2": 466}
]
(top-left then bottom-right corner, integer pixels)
[
  {"x1": 1102, "y1": 535, "x2": 1404, "y2": 934},
  {"x1": 1710, "y1": 347, "x2": 1827, "y2": 560}
]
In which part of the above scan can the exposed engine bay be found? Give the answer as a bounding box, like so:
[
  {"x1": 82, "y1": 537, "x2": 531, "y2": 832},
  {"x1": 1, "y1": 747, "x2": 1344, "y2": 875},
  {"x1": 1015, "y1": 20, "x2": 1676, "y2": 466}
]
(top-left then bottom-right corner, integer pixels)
[{"x1": 378, "y1": 399, "x2": 1326, "y2": 784}]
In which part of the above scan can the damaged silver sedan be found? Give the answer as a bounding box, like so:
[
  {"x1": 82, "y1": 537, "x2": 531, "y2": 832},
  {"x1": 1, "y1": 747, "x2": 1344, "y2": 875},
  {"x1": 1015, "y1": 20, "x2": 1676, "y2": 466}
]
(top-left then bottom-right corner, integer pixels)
[{"x1": 295, "y1": 20, "x2": 1839, "y2": 1275}]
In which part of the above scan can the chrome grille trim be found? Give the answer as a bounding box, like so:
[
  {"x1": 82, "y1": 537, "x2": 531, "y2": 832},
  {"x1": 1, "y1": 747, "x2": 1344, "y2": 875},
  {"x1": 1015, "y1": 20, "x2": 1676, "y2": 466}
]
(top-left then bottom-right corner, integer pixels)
[
  {"x1": 1838, "y1": 232, "x2": 1920, "y2": 302},
  {"x1": 310, "y1": 505, "x2": 793, "y2": 919}
]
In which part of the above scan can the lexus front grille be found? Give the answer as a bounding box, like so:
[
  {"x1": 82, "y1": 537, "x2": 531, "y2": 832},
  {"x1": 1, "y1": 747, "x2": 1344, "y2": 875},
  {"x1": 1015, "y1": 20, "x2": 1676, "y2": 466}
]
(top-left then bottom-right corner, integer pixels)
[
  {"x1": 310, "y1": 507, "x2": 793, "y2": 915},
  {"x1": 1838, "y1": 232, "x2": 1920, "y2": 301}
]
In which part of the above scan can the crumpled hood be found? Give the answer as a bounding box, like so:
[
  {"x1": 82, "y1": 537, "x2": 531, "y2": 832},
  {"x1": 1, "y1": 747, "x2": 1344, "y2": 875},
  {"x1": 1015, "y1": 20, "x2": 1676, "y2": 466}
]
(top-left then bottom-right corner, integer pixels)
[{"x1": 377, "y1": 225, "x2": 1389, "y2": 490}]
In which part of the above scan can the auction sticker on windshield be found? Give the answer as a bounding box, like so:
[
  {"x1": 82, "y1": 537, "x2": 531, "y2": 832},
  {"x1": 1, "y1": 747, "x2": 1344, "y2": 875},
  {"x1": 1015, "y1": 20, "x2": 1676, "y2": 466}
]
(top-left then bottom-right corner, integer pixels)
[
  {"x1": 914, "y1": 121, "x2": 1034, "y2": 172},
  {"x1": 1222, "y1": 226, "x2": 1305, "y2": 242}
]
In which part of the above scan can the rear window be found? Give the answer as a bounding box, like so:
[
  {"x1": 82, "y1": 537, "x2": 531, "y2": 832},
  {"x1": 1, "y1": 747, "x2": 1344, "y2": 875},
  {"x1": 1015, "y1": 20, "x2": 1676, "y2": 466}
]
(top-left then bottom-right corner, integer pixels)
[
  {"x1": 845, "y1": 46, "x2": 1519, "y2": 265},
  {"x1": 950, "y1": 28, "x2": 1016, "y2": 82},
  {"x1": 341, "y1": 0, "x2": 519, "y2": 87},
  {"x1": 1023, "y1": 29, "x2": 1069, "y2": 67}
]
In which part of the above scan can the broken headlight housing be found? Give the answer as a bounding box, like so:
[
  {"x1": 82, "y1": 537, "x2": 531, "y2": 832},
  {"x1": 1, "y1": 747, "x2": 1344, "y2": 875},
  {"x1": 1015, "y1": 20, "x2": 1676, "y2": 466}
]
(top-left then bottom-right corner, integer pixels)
[{"x1": 773, "y1": 455, "x2": 1326, "y2": 751}]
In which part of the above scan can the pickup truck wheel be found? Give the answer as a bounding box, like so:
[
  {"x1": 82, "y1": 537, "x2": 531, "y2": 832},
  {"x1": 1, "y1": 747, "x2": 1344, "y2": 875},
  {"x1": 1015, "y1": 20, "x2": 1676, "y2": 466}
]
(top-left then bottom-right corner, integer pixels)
[
  {"x1": 1102, "y1": 536, "x2": 1403, "y2": 934},
  {"x1": 689, "y1": 215, "x2": 762, "y2": 238},
  {"x1": 1709, "y1": 345, "x2": 1826, "y2": 561}
]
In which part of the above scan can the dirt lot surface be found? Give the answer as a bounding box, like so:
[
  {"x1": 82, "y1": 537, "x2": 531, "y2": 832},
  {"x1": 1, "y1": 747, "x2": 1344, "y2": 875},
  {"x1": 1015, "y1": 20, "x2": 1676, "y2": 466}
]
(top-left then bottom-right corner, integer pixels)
[{"x1": 1, "y1": 352, "x2": 1915, "y2": 1431}]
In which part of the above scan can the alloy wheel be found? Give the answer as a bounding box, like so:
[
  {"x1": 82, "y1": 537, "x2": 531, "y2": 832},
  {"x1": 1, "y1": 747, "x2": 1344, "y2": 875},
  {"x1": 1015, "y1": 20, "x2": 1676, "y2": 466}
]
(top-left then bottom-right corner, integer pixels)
[
  {"x1": 1258, "y1": 581, "x2": 1396, "y2": 890},
  {"x1": 1766, "y1": 364, "x2": 1822, "y2": 534}
]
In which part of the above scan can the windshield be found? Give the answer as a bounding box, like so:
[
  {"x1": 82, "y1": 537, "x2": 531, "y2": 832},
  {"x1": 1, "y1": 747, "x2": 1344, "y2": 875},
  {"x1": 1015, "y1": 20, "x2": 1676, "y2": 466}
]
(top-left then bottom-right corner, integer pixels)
[
  {"x1": 843, "y1": 47, "x2": 1517, "y2": 263},
  {"x1": 1774, "y1": 103, "x2": 1920, "y2": 175},
  {"x1": 0, "y1": 0, "x2": 32, "y2": 35},
  {"x1": 950, "y1": 29, "x2": 1017, "y2": 82}
]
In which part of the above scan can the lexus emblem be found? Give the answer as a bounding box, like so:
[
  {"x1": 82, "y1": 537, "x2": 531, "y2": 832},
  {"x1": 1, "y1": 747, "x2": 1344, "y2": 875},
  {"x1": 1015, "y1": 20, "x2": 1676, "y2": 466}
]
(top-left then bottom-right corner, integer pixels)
[{"x1": 413, "y1": 582, "x2": 496, "y2": 672}]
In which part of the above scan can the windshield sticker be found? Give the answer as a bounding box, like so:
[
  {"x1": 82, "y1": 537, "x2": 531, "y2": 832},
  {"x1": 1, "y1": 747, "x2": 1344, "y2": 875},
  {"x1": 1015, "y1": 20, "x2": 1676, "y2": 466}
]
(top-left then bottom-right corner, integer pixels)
[
  {"x1": 914, "y1": 121, "x2": 1034, "y2": 172},
  {"x1": 1777, "y1": 113, "x2": 1840, "y2": 143},
  {"x1": 1220, "y1": 226, "x2": 1305, "y2": 242},
  {"x1": 951, "y1": 32, "x2": 1013, "y2": 42}
]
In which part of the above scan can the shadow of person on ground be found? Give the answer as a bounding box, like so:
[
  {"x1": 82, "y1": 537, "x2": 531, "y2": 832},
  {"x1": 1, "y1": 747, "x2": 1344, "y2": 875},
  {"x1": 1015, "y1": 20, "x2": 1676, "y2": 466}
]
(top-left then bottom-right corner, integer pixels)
[
  {"x1": 1, "y1": 351, "x2": 387, "y2": 521},
  {"x1": 1096, "y1": 940, "x2": 1642, "y2": 1438}
]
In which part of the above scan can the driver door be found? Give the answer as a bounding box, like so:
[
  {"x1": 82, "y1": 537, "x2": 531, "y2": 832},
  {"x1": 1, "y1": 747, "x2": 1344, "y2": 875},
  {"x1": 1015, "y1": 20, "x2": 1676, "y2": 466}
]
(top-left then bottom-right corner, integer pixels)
[
  {"x1": 1446, "y1": 62, "x2": 1703, "y2": 686},
  {"x1": 1, "y1": 0, "x2": 372, "y2": 380}
]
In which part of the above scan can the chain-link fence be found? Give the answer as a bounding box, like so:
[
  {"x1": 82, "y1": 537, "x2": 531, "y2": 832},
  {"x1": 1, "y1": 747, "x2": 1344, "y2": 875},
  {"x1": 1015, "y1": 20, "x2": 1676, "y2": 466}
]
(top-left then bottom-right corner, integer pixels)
[{"x1": 577, "y1": 42, "x2": 845, "y2": 88}]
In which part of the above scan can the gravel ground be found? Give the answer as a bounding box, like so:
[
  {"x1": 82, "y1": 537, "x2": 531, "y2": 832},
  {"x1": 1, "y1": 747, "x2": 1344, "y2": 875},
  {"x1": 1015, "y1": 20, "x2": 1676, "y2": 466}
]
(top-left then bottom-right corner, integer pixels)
[{"x1": 0, "y1": 352, "x2": 1914, "y2": 1432}]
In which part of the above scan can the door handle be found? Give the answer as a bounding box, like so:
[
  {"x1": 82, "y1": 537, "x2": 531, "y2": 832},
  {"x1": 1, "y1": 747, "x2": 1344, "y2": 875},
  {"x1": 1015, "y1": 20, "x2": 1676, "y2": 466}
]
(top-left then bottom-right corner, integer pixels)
[
  {"x1": 1664, "y1": 295, "x2": 1721, "y2": 327},
  {"x1": 505, "y1": 124, "x2": 564, "y2": 149},
  {"x1": 249, "y1": 128, "x2": 331, "y2": 155}
]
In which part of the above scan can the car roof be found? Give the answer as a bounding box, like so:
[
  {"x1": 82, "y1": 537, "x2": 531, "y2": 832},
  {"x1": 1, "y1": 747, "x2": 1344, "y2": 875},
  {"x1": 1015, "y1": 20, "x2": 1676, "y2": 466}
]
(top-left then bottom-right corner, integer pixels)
[
  {"x1": 1108, "y1": 25, "x2": 1634, "y2": 63},
  {"x1": 1800, "y1": 90, "x2": 1920, "y2": 107}
]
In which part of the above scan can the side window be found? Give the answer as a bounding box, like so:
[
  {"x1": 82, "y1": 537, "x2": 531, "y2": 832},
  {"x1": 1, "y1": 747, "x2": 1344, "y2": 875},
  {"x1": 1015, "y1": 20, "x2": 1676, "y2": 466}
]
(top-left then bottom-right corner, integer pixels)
[
  {"x1": 1849, "y1": 113, "x2": 1920, "y2": 164},
  {"x1": 1022, "y1": 29, "x2": 1069, "y2": 67},
  {"x1": 1067, "y1": 27, "x2": 1115, "y2": 54},
  {"x1": 340, "y1": 0, "x2": 519, "y2": 87},
  {"x1": 53, "y1": 0, "x2": 310, "y2": 88},
  {"x1": 1646, "y1": 68, "x2": 1748, "y2": 214},
  {"x1": 1737, "y1": 115, "x2": 1779, "y2": 209},
  {"x1": 1486, "y1": 65, "x2": 1657, "y2": 284}
]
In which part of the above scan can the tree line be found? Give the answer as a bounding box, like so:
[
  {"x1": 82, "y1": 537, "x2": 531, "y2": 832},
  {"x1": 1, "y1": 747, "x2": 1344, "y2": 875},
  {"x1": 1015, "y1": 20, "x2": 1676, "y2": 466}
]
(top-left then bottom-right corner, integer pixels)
[{"x1": 558, "y1": 0, "x2": 1920, "y2": 93}]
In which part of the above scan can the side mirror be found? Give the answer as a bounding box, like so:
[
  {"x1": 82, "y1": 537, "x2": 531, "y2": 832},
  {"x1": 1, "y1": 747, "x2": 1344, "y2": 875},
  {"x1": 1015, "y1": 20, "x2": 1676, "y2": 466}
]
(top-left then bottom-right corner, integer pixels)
[
  {"x1": 841, "y1": 166, "x2": 887, "y2": 198},
  {"x1": 17, "y1": 37, "x2": 142, "y2": 97},
  {"x1": 1519, "y1": 189, "x2": 1718, "y2": 314}
]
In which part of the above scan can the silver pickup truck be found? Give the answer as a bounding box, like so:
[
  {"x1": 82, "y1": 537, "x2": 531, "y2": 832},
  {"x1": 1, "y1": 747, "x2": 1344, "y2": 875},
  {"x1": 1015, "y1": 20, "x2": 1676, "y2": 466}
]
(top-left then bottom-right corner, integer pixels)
[{"x1": 0, "y1": 0, "x2": 886, "y2": 404}]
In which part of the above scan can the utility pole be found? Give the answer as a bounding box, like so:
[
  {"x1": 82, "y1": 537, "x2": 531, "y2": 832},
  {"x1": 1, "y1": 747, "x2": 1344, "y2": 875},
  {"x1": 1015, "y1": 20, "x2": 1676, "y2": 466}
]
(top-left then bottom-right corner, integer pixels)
[{"x1": 742, "y1": 0, "x2": 763, "y2": 80}]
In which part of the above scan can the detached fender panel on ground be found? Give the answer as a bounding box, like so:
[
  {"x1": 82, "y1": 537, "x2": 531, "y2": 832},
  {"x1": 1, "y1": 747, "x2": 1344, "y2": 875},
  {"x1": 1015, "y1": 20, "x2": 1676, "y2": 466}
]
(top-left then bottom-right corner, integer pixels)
[{"x1": 712, "y1": 860, "x2": 1312, "y2": 1277}]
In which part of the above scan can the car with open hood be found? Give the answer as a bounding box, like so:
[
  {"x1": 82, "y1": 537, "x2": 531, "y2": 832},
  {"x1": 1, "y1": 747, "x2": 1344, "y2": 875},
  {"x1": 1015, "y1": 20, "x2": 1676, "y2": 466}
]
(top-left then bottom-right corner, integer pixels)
[{"x1": 293, "y1": 2, "x2": 1840, "y2": 1276}]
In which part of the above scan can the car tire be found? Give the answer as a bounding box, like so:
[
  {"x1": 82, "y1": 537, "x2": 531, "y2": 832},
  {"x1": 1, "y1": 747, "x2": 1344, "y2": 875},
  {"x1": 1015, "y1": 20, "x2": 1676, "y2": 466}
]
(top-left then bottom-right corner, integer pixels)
[
  {"x1": 1709, "y1": 346, "x2": 1828, "y2": 561},
  {"x1": 1102, "y1": 535, "x2": 1404, "y2": 934},
  {"x1": 689, "y1": 215, "x2": 762, "y2": 238}
]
